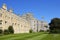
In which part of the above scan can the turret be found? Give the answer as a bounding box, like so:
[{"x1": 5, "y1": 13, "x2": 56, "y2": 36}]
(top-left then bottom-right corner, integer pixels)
[
  {"x1": 9, "y1": 8, "x2": 13, "y2": 13},
  {"x1": 2, "y1": 3, "x2": 7, "y2": 10}
]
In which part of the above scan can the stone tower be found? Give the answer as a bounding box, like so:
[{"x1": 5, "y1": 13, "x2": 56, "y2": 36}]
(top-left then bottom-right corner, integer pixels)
[{"x1": 2, "y1": 3, "x2": 7, "y2": 10}]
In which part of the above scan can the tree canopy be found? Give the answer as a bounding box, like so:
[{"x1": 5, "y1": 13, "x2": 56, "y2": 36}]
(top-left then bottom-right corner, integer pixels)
[
  {"x1": 49, "y1": 18, "x2": 60, "y2": 33},
  {"x1": 8, "y1": 26, "x2": 14, "y2": 34}
]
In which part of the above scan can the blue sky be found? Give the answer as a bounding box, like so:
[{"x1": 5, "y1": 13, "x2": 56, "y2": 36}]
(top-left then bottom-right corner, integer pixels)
[{"x1": 0, "y1": 0, "x2": 60, "y2": 23}]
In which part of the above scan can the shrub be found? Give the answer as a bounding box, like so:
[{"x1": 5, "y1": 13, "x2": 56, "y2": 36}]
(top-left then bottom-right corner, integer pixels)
[
  {"x1": 4, "y1": 29, "x2": 9, "y2": 35},
  {"x1": 8, "y1": 26, "x2": 14, "y2": 34},
  {"x1": 29, "y1": 29, "x2": 33, "y2": 33},
  {"x1": 46, "y1": 30, "x2": 49, "y2": 32},
  {"x1": 40, "y1": 30, "x2": 44, "y2": 32},
  {"x1": 0, "y1": 29, "x2": 3, "y2": 35},
  {"x1": 0, "y1": 29, "x2": 3, "y2": 34}
]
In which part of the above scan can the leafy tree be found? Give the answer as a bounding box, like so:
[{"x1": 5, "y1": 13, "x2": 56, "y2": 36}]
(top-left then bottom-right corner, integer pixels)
[
  {"x1": 49, "y1": 18, "x2": 60, "y2": 33},
  {"x1": 8, "y1": 26, "x2": 14, "y2": 34}
]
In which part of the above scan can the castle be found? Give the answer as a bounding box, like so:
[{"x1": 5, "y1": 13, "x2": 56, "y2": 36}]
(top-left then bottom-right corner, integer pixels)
[{"x1": 0, "y1": 4, "x2": 49, "y2": 34}]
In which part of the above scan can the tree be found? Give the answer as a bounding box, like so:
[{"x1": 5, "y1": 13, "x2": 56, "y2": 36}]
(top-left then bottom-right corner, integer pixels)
[
  {"x1": 49, "y1": 18, "x2": 60, "y2": 33},
  {"x1": 8, "y1": 26, "x2": 14, "y2": 34}
]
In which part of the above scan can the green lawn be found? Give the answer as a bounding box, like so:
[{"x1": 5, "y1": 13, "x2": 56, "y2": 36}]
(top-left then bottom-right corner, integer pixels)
[{"x1": 0, "y1": 32, "x2": 60, "y2": 40}]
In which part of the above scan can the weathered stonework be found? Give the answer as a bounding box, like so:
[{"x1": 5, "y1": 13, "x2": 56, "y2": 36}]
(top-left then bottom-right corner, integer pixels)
[
  {"x1": 0, "y1": 4, "x2": 49, "y2": 34},
  {"x1": 0, "y1": 4, "x2": 31, "y2": 34}
]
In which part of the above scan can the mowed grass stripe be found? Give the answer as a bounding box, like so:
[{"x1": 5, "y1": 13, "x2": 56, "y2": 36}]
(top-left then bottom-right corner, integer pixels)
[
  {"x1": 0, "y1": 33, "x2": 31, "y2": 40},
  {"x1": 0, "y1": 33, "x2": 32, "y2": 40},
  {"x1": 14, "y1": 32, "x2": 44, "y2": 40},
  {"x1": 0, "y1": 32, "x2": 44, "y2": 40},
  {"x1": 27, "y1": 34, "x2": 48, "y2": 40},
  {"x1": 41, "y1": 34, "x2": 60, "y2": 40},
  {"x1": 1, "y1": 32, "x2": 60, "y2": 40},
  {"x1": 9, "y1": 32, "x2": 44, "y2": 40}
]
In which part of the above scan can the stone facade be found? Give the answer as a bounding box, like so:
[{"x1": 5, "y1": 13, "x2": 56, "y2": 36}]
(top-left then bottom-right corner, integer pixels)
[
  {"x1": 0, "y1": 4, "x2": 31, "y2": 34},
  {"x1": 22, "y1": 13, "x2": 49, "y2": 32},
  {"x1": 0, "y1": 4, "x2": 49, "y2": 34}
]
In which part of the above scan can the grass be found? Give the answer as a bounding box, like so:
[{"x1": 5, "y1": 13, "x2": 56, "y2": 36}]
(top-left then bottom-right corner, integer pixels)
[{"x1": 0, "y1": 32, "x2": 60, "y2": 40}]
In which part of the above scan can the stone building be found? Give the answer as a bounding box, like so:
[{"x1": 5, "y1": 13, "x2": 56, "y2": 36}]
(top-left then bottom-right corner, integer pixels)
[
  {"x1": 22, "y1": 13, "x2": 49, "y2": 32},
  {"x1": 0, "y1": 4, "x2": 49, "y2": 34},
  {"x1": 0, "y1": 4, "x2": 31, "y2": 34}
]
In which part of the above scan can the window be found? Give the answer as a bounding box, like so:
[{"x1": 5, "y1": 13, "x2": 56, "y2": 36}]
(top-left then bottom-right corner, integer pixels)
[
  {"x1": 0, "y1": 27, "x2": 2, "y2": 28},
  {"x1": 0, "y1": 23, "x2": 2, "y2": 24},
  {"x1": 5, "y1": 21, "x2": 7, "y2": 23},
  {"x1": 8, "y1": 17, "x2": 10, "y2": 19},
  {"x1": 37, "y1": 21, "x2": 38, "y2": 23},
  {"x1": 24, "y1": 26, "x2": 26, "y2": 27},
  {"x1": 34, "y1": 27, "x2": 35, "y2": 29},
  {"x1": 12, "y1": 23, "x2": 14, "y2": 25},
  {"x1": 34, "y1": 21, "x2": 35, "y2": 23},
  {"x1": 5, "y1": 15, "x2": 7, "y2": 18},
  {"x1": 0, "y1": 20, "x2": 2, "y2": 25},
  {"x1": 0, "y1": 20, "x2": 2, "y2": 22},
  {"x1": 11, "y1": 17, "x2": 13, "y2": 19},
  {"x1": 18, "y1": 24, "x2": 19, "y2": 26},
  {"x1": 0, "y1": 13, "x2": 2, "y2": 17},
  {"x1": 15, "y1": 23, "x2": 16, "y2": 25},
  {"x1": 21, "y1": 25, "x2": 22, "y2": 27},
  {"x1": 34, "y1": 24, "x2": 35, "y2": 26}
]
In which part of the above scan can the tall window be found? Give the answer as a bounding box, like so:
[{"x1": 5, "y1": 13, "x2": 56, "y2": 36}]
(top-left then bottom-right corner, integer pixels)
[
  {"x1": 15, "y1": 23, "x2": 16, "y2": 25},
  {"x1": 5, "y1": 21, "x2": 7, "y2": 23},
  {"x1": 21, "y1": 25, "x2": 22, "y2": 27},
  {"x1": 34, "y1": 24, "x2": 35, "y2": 26},
  {"x1": 0, "y1": 20, "x2": 2, "y2": 22},
  {"x1": 0, "y1": 27, "x2": 2, "y2": 28},
  {"x1": 0, "y1": 23, "x2": 2, "y2": 24},
  {"x1": 0, "y1": 13, "x2": 2, "y2": 17},
  {"x1": 12, "y1": 23, "x2": 14, "y2": 25},
  {"x1": 0, "y1": 20, "x2": 2, "y2": 25},
  {"x1": 34, "y1": 21, "x2": 35, "y2": 23}
]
